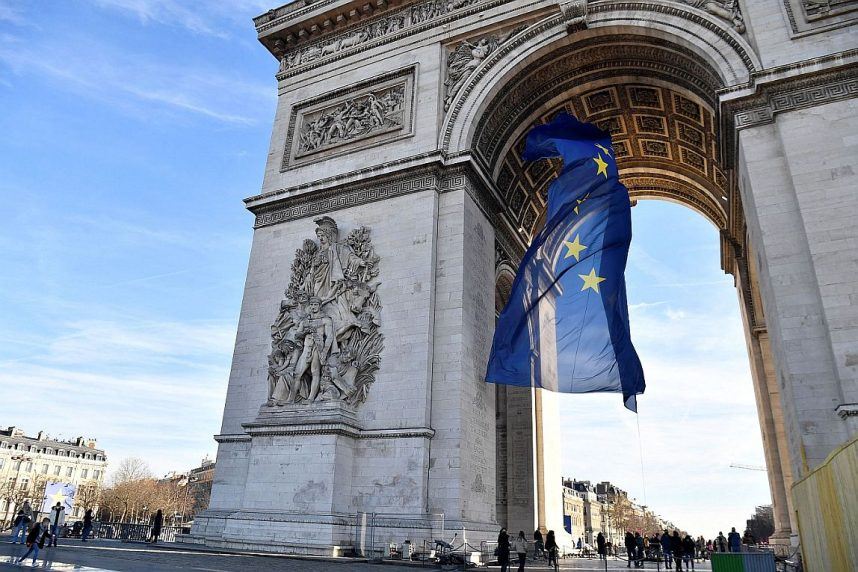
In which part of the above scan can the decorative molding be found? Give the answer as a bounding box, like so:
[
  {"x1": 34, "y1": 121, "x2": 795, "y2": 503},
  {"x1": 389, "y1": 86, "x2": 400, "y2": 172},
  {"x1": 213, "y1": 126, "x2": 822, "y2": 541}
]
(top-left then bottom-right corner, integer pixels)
[
  {"x1": 730, "y1": 71, "x2": 858, "y2": 130},
  {"x1": 674, "y1": 0, "x2": 745, "y2": 33},
  {"x1": 213, "y1": 433, "x2": 252, "y2": 444},
  {"x1": 242, "y1": 421, "x2": 435, "y2": 440},
  {"x1": 273, "y1": 0, "x2": 516, "y2": 79},
  {"x1": 559, "y1": 0, "x2": 588, "y2": 31},
  {"x1": 781, "y1": 0, "x2": 858, "y2": 36},
  {"x1": 281, "y1": 66, "x2": 416, "y2": 170},
  {"x1": 254, "y1": 166, "x2": 442, "y2": 228}
]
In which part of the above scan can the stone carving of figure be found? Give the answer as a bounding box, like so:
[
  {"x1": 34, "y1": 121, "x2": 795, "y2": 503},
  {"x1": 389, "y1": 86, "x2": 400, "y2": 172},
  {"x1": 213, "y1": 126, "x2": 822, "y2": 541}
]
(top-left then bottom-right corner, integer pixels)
[
  {"x1": 264, "y1": 217, "x2": 383, "y2": 407},
  {"x1": 678, "y1": 0, "x2": 745, "y2": 32},
  {"x1": 445, "y1": 39, "x2": 493, "y2": 110}
]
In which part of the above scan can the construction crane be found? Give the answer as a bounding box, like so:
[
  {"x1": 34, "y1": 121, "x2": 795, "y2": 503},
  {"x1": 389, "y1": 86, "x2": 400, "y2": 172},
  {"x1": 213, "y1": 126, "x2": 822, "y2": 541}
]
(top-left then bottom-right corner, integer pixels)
[{"x1": 730, "y1": 463, "x2": 767, "y2": 471}]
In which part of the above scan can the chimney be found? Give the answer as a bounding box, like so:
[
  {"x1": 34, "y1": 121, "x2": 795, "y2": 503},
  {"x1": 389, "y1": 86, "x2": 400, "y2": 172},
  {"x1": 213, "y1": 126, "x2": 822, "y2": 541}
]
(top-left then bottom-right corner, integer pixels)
[{"x1": 37, "y1": 431, "x2": 46, "y2": 441}]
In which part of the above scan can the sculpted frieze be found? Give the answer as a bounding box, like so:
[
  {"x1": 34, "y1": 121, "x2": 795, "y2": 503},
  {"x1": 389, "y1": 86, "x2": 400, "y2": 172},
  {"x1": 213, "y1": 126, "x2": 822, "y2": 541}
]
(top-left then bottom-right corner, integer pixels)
[
  {"x1": 266, "y1": 217, "x2": 383, "y2": 408},
  {"x1": 276, "y1": 0, "x2": 485, "y2": 76},
  {"x1": 675, "y1": 0, "x2": 745, "y2": 33},
  {"x1": 283, "y1": 67, "x2": 415, "y2": 168},
  {"x1": 444, "y1": 25, "x2": 526, "y2": 111}
]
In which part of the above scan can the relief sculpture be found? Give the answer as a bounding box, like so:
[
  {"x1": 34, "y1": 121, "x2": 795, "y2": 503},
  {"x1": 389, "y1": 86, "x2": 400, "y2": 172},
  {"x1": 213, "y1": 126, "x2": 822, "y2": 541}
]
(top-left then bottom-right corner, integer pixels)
[
  {"x1": 266, "y1": 217, "x2": 383, "y2": 407},
  {"x1": 296, "y1": 84, "x2": 406, "y2": 156},
  {"x1": 677, "y1": 0, "x2": 746, "y2": 32}
]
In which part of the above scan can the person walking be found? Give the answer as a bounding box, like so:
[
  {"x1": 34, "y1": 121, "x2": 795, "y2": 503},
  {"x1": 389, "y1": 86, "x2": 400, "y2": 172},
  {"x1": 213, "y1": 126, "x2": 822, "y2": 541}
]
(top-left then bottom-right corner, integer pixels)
[
  {"x1": 545, "y1": 530, "x2": 559, "y2": 572},
  {"x1": 81, "y1": 509, "x2": 94, "y2": 542},
  {"x1": 683, "y1": 534, "x2": 696, "y2": 571},
  {"x1": 497, "y1": 528, "x2": 511, "y2": 572},
  {"x1": 597, "y1": 531, "x2": 607, "y2": 560},
  {"x1": 671, "y1": 531, "x2": 684, "y2": 571},
  {"x1": 149, "y1": 509, "x2": 163, "y2": 543},
  {"x1": 661, "y1": 530, "x2": 673, "y2": 569},
  {"x1": 625, "y1": 531, "x2": 636, "y2": 568},
  {"x1": 16, "y1": 517, "x2": 51, "y2": 566},
  {"x1": 727, "y1": 527, "x2": 741, "y2": 553},
  {"x1": 533, "y1": 529, "x2": 544, "y2": 558},
  {"x1": 513, "y1": 531, "x2": 528, "y2": 572},
  {"x1": 10, "y1": 510, "x2": 30, "y2": 544},
  {"x1": 635, "y1": 532, "x2": 645, "y2": 568},
  {"x1": 716, "y1": 532, "x2": 727, "y2": 553},
  {"x1": 48, "y1": 502, "x2": 65, "y2": 547}
]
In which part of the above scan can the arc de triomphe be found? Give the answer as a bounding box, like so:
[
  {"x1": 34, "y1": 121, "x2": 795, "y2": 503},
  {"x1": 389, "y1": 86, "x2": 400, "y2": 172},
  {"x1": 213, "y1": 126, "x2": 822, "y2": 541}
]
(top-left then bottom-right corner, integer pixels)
[{"x1": 187, "y1": 0, "x2": 858, "y2": 555}]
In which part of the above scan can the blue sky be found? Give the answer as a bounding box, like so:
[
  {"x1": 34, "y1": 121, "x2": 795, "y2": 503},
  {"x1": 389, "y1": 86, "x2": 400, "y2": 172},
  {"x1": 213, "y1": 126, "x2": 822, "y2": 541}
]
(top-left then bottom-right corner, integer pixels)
[{"x1": 0, "y1": 0, "x2": 769, "y2": 538}]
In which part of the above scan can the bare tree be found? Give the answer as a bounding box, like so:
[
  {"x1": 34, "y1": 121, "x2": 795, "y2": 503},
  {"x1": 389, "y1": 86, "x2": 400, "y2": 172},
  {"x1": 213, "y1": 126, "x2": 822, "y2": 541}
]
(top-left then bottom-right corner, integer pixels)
[{"x1": 112, "y1": 458, "x2": 153, "y2": 485}]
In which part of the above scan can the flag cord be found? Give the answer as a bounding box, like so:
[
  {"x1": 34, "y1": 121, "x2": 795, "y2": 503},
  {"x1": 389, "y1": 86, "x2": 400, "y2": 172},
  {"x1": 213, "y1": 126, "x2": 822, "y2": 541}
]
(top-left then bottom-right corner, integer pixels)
[{"x1": 636, "y1": 414, "x2": 648, "y2": 508}]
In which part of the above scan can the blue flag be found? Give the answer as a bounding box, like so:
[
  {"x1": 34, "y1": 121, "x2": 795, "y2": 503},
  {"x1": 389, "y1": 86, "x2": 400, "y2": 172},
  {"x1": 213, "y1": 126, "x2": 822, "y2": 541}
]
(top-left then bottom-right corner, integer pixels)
[
  {"x1": 486, "y1": 113, "x2": 645, "y2": 411},
  {"x1": 40, "y1": 481, "x2": 76, "y2": 514}
]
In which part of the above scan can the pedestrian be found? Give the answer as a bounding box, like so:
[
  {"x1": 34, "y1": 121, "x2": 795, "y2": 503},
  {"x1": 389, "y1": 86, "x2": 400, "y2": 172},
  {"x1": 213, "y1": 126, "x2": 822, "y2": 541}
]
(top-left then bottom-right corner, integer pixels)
[
  {"x1": 82, "y1": 509, "x2": 94, "y2": 542},
  {"x1": 625, "y1": 531, "x2": 636, "y2": 568},
  {"x1": 16, "y1": 517, "x2": 51, "y2": 566},
  {"x1": 672, "y1": 531, "x2": 684, "y2": 571},
  {"x1": 497, "y1": 528, "x2": 511, "y2": 572},
  {"x1": 742, "y1": 529, "x2": 755, "y2": 547},
  {"x1": 10, "y1": 510, "x2": 30, "y2": 544},
  {"x1": 650, "y1": 533, "x2": 661, "y2": 561},
  {"x1": 661, "y1": 529, "x2": 673, "y2": 569},
  {"x1": 597, "y1": 531, "x2": 607, "y2": 560},
  {"x1": 546, "y1": 530, "x2": 559, "y2": 572},
  {"x1": 533, "y1": 529, "x2": 544, "y2": 558},
  {"x1": 635, "y1": 532, "x2": 645, "y2": 567},
  {"x1": 48, "y1": 502, "x2": 65, "y2": 546},
  {"x1": 683, "y1": 534, "x2": 696, "y2": 571},
  {"x1": 716, "y1": 532, "x2": 727, "y2": 553},
  {"x1": 705, "y1": 539, "x2": 713, "y2": 558},
  {"x1": 149, "y1": 509, "x2": 163, "y2": 543},
  {"x1": 727, "y1": 527, "x2": 741, "y2": 553},
  {"x1": 513, "y1": 530, "x2": 528, "y2": 572}
]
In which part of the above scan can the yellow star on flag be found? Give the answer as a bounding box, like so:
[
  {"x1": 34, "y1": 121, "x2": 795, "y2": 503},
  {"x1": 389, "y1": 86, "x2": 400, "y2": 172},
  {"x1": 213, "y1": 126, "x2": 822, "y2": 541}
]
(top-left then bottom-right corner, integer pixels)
[
  {"x1": 595, "y1": 143, "x2": 612, "y2": 157},
  {"x1": 563, "y1": 235, "x2": 587, "y2": 261},
  {"x1": 593, "y1": 154, "x2": 609, "y2": 178},
  {"x1": 579, "y1": 268, "x2": 606, "y2": 293},
  {"x1": 50, "y1": 489, "x2": 66, "y2": 506}
]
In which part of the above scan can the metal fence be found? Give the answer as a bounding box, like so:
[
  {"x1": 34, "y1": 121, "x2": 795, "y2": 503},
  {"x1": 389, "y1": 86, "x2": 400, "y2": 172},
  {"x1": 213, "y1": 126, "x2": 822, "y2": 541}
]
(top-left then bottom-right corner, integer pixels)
[{"x1": 92, "y1": 522, "x2": 184, "y2": 543}]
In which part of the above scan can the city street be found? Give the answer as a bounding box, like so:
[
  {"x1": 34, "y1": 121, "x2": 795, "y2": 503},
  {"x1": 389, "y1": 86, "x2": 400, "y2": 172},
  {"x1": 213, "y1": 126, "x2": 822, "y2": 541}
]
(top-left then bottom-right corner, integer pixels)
[{"x1": 0, "y1": 539, "x2": 713, "y2": 572}]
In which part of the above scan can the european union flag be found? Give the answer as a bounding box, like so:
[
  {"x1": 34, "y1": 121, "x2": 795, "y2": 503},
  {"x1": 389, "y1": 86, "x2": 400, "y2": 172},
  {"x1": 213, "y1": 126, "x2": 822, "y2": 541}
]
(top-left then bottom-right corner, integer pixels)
[{"x1": 486, "y1": 113, "x2": 645, "y2": 411}]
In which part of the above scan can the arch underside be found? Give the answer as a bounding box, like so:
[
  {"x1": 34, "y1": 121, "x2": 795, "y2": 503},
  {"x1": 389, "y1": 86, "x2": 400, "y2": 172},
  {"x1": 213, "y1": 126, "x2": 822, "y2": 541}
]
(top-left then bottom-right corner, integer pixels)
[{"x1": 466, "y1": 33, "x2": 740, "y2": 256}]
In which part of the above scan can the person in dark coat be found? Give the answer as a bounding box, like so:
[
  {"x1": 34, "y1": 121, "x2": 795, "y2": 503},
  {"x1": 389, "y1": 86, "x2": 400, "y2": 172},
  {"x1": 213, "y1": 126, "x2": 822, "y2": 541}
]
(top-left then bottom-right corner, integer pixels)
[
  {"x1": 671, "y1": 531, "x2": 684, "y2": 571},
  {"x1": 545, "y1": 530, "x2": 559, "y2": 571},
  {"x1": 16, "y1": 517, "x2": 51, "y2": 566},
  {"x1": 533, "y1": 529, "x2": 544, "y2": 558},
  {"x1": 82, "y1": 509, "x2": 94, "y2": 542},
  {"x1": 149, "y1": 509, "x2": 163, "y2": 543},
  {"x1": 727, "y1": 527, "x2": 741, "y2": 553},
  {"x1": 597, "y1": 531, "x2": 607, "y2": 560},
  {"x1": 635, "y1": 532, "x2": 645, "y2": 567},
  {"x1": 661, "y1": 530, "x2": 673, "y2": 568},
  {"x1": 497, "y1": 528, "x2": 511, "y2": 572},
  {"x1": 625, "y1": 531, "x2": 636, "y2": 568},
  {"x1": 10, "y1": 510, "x2": 30, "y2": 544},
  {"x1": 683, "y1": 534, "x2": 696, "y2": 570}
]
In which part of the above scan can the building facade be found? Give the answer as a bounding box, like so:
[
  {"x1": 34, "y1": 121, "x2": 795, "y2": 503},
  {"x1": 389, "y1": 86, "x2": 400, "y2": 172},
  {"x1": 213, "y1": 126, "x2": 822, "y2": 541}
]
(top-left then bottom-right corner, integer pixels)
[
  {"x1": 191, "y1": 0, "x2": 858, "y2": 562},
  {"x1": 0, "y1": 427, "x2": 107, "y2": 523}
]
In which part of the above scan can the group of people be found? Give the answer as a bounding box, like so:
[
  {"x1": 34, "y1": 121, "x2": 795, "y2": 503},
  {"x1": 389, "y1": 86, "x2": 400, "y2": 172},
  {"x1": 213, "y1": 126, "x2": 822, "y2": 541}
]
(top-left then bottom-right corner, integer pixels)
[
  {"x1": 496, "y1": 528, "x2": 561, "y2": 572},
  {"x1": 622, "y1": 527, "x2": 747, "y2": 569},
  {"x1": 7, "y1": 501, "x2": 95, "y2": 565}
]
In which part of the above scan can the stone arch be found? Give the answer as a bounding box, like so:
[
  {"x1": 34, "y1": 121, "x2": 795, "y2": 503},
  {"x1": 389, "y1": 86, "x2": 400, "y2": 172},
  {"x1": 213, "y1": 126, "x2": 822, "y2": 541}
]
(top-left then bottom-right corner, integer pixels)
[{"x1": 443, "y1": 2, "x2": 760, "y2": 156}]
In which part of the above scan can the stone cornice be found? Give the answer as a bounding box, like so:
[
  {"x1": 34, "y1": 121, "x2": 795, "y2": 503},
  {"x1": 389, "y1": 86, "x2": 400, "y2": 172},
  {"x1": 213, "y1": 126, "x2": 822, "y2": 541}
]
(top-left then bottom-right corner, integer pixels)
[{"x1": 241, "y1": 421, "x2": 435, "y2": 439}]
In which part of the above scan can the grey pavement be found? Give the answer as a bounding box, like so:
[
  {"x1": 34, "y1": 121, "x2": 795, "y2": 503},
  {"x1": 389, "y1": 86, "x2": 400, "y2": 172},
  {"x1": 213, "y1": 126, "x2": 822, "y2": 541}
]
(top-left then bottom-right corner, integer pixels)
[{"x1": 0, "y1": 538, "x2": 712, "y2": 571}]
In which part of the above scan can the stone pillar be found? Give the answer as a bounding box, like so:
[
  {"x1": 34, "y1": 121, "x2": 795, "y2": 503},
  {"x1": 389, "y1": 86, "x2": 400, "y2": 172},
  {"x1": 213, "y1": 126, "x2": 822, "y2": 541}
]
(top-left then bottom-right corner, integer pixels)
[{"x1": 737, "y1": 98, "x2": 858, "y2": 484}]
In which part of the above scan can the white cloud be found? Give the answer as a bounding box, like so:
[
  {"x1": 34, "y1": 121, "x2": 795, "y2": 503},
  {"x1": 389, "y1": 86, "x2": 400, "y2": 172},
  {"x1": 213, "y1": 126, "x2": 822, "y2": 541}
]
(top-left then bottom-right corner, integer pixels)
[
  {"x1": 0, "y1": 32, "x2": 274, "y2": 125},
  {"x1": 0, "y1": 317, "x2": 235, "y2": 477}
]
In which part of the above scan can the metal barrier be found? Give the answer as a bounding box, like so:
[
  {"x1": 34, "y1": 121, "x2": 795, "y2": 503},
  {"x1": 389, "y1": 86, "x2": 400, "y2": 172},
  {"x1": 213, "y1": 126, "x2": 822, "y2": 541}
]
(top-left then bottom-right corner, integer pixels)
[
  {"x1": 711, "y1": 552, "x2": 777, "y2": 572},
  {"x1": 93, "y1": 522, "x2": 182, "y2": 543}
]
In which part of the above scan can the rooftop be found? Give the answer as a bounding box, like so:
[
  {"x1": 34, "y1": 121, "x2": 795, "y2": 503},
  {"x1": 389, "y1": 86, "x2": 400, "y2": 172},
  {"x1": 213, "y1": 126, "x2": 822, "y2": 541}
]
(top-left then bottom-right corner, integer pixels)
[{"x1": 0, "y1": 426, "x2": 106, "y2": 457}]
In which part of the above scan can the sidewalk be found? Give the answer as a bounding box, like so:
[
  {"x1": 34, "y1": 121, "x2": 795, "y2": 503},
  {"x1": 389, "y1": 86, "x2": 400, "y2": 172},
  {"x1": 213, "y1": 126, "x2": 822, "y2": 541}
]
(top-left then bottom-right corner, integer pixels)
[{"x1": 0, "y1": 536, "x2": 713, "y2": 571}]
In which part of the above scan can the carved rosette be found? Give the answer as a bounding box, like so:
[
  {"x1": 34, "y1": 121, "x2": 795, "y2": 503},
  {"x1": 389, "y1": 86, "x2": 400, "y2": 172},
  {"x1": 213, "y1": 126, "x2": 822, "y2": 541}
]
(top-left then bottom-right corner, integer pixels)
[{"x1": 266, "y1": 217, "x2": 383, "y2": 408}]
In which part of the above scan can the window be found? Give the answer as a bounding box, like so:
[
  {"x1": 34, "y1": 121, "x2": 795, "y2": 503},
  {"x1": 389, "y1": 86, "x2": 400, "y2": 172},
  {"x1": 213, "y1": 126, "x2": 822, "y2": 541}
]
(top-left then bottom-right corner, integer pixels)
[
  {"x1": 0, "y1": 458, "x2": 4, "y2": 470},
  {"x1": 20, "y1": 478, "x2": 29, "y2": 489},
  {"x1": 1, "y1": 441, "x2": 7, "y2": 449},
  {"x1": 81, "y1": 469, "x2": 88, "y2": 479},
  {"x1": 41, "y1": 464, "x2": 49, "y2": 474},
  {"x1": 25, "y1": 462, "x2": 32, "y2": 472},
  {"x1": 54, "y1": 465, "x2": 61, "y2": 476},
  {"x1": 93, "y1": 470, "x2": 101, "y2": 480},
  {"x1": 66, "y1": 467, "x2": 74, "y2": 478}
]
